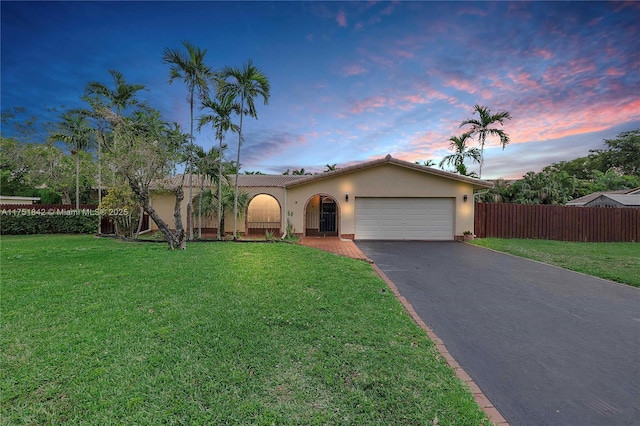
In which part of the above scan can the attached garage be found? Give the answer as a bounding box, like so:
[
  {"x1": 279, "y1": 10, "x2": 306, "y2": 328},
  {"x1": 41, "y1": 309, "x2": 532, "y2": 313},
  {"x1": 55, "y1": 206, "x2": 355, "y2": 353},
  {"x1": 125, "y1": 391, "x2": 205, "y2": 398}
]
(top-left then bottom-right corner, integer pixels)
[{"x1": 355, "y1": 197, "x2": 454, "y2": 240}]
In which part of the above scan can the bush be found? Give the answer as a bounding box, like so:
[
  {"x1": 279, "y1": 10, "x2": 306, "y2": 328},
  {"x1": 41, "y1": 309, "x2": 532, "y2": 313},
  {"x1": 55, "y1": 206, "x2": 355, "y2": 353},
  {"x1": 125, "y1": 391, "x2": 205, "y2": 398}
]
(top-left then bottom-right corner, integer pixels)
[{"x1": 0, "y1": 212, "x2": 99, "y2": 235}]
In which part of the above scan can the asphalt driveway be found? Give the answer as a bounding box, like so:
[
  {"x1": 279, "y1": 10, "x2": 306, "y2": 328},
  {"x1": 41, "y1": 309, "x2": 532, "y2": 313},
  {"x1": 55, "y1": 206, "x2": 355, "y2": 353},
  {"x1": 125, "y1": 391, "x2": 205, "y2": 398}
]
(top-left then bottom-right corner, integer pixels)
[{"x1": 356, "y1": 241, "x2": 640, "y2": 426}]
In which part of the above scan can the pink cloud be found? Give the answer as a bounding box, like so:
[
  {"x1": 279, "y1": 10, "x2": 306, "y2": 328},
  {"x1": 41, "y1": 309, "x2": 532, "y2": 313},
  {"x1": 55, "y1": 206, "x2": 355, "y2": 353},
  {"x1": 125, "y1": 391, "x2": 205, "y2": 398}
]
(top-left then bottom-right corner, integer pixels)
[
  {"x1": 532, "y1": 48, "x2": 553, "y2": 60},
  {"x1": 507, "y1": 71, "x2": 541, "y2": 91},
  {"x1": 605, "y1": 68, "x2": 625, "y2": 77},
  {"x1": 342, "y1": 64, "x2": 368, "y2": 77},
  {"x1": 351, "y1": 96, "x2": 389, "y2": 114},
  {"x1": 336, "y1": 11, "x2": 347, "y2": 27},
  {"x1": 443, "y1": 78, "x2": 477, "y2": 94}
]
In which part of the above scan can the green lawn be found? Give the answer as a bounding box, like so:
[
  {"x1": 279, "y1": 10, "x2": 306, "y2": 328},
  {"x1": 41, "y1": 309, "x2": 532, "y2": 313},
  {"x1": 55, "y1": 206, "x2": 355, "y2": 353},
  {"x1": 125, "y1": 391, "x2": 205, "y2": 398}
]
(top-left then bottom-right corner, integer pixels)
[
  {"x1": 471, "y1": 238, "x2": 640, "y2": 287},
  {"x1": 1, "y1": 235, "x2": 489, "y2": 425}
]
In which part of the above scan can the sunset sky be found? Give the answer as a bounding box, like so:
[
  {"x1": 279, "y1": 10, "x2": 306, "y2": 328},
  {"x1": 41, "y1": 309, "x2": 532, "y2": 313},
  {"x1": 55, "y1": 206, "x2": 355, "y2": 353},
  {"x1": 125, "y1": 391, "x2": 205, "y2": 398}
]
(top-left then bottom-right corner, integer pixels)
[{"x1": 2, "y1": 1, "x2": 639, "y2": 179}]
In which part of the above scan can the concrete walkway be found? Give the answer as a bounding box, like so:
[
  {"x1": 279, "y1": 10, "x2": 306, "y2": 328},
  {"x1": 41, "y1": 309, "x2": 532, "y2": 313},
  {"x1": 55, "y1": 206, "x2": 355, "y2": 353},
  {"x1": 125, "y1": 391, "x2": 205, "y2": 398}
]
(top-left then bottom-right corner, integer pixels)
[{"x1": 297, "y1": 237, "x2": 370, "y2": 261}]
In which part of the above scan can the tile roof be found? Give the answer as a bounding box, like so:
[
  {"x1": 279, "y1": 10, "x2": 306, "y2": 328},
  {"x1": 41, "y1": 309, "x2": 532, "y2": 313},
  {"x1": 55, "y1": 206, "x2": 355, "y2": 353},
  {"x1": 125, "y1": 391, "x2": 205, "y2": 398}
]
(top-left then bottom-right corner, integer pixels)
[
  {"x1": 283, "y1": 155, "x2": 494, "y2": 189},
  {"x1": 151, "y1": 155, "x2": 494, "y2": 190}
]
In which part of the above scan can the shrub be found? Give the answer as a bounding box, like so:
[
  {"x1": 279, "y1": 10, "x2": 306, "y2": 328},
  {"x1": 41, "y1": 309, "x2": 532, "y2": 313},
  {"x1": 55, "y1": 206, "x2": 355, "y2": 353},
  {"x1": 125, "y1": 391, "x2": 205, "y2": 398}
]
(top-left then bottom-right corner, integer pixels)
[{"x1": 0, "y1": 212, "x2": 99, "y2": 235}]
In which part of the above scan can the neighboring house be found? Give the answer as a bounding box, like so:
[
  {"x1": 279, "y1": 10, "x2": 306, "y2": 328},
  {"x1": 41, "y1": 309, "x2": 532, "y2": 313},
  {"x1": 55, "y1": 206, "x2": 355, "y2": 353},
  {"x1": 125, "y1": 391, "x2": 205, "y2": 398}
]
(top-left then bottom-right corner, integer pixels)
[
  {"x1": 583, "y1": 194, "x2": 640, "y2": 208},
  {"x1": 0, "y1": 195, "x2": 41, "y2": 205},
  {"x1": 567, "y1": 188, "x2": 640, "y2": 207},
  {"x1": 150, "y1": 155, "x2": 493, "y2": 241}
]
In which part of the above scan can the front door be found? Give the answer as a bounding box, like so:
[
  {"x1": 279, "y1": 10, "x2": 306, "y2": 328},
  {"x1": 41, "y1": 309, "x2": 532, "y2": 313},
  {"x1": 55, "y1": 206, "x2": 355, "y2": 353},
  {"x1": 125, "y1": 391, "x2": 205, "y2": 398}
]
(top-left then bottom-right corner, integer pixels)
[{"x1": 319, "y1": 197, "x2": 337, "y2": 233}]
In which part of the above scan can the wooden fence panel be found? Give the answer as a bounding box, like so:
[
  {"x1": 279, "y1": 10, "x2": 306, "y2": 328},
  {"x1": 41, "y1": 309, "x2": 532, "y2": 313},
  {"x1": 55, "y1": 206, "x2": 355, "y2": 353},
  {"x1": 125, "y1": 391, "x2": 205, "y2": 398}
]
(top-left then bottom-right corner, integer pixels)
[{"x1": 474, "y1": 203, "x2": 640, "y2": 242}]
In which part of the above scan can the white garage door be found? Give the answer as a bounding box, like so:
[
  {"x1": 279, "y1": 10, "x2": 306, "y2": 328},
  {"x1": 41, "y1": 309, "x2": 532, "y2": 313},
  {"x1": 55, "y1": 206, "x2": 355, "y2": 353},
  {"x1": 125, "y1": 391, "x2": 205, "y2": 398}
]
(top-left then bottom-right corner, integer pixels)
[{"x1": 355, "y1": 197, "x2": 454, "y2": 240}]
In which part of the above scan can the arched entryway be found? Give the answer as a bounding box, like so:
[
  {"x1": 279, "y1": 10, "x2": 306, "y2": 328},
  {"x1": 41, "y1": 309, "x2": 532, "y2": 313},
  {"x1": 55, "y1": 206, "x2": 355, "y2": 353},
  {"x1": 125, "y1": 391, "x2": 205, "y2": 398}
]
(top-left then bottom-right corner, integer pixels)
[
  {"x1": 304, "y1": 194, "x2": 338, "y2": 237},
  {"x1": 246, "y1": 194, "x2": 282, "y2": 237}
]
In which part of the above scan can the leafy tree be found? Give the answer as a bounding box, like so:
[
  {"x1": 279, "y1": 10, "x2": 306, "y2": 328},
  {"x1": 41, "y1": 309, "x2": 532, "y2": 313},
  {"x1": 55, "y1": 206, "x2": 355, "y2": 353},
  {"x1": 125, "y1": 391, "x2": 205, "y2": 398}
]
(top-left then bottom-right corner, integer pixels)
[
  {"x1": 282, "y1": 169, "x2": 291, "y2": 175},
  {"x1": 83, "y1": 69, "x2": 147, "y2": 206},
  {"x1": 218, "y1": 59, "x2": 270, "y2": 239},
  {"x1": 324, "y1": 163, "x2": 338, "y2": 172},
  {"x1": 100, "y1": 107, "x2": 189, "y2": 249},
  {"x1": 593, "y1": 129, "x2": 640, "y2": 176},
  {"x1": 99, "y1": 185, "x2": 142, "y2": 238},
  {"x1": 512, "y1": 170, "x2": 577, "y2": 205},
  {"x1": 243, "y1": 171, "x2": 264, "y2": 175},
  {"x1": 460, "y1": 105, "x2": 512, "y2": 178},
  {"x1": 199, "y1": 94, "x2": 240, "y2": 240},
  {"x1": 163, "y1": 41, "x2": 213, "y2": 241},
  {"x1": 439, "y1": 132, "x2": 481, "y2": 175},
  {"x1": 49, "y1": 112, "x2": 95, "y2": 209}
]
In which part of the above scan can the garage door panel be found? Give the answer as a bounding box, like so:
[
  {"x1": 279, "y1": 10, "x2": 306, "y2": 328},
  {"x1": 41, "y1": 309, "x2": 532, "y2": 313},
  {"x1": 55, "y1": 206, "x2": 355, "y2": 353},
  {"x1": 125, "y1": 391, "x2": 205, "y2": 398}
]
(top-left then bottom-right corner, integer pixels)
[{"x1": 355, "y1": 197, "x2": 453, "y2": 240}]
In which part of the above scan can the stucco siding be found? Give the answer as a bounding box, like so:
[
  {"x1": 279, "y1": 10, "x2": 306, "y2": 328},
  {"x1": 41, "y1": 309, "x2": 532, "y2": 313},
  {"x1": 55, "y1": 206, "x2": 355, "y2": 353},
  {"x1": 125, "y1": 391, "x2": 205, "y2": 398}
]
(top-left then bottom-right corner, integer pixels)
[{"x1": 286, "y1": 164, "x2": 475, "y2": 238}]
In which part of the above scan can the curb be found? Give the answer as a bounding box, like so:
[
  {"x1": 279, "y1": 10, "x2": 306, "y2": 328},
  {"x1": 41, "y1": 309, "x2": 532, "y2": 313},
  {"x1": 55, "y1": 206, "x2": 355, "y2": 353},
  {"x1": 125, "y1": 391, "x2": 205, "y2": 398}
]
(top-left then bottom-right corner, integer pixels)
[{"x1": 371, "y1": 263, "x2": 510, "y2": 426}]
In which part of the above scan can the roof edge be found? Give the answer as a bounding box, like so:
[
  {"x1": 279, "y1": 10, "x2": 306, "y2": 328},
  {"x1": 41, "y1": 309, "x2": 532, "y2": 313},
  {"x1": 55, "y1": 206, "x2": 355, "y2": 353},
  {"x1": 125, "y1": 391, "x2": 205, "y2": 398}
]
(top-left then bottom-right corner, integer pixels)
[{"x1": 285, "y1": 155, "x2": 494, "y2": 189}]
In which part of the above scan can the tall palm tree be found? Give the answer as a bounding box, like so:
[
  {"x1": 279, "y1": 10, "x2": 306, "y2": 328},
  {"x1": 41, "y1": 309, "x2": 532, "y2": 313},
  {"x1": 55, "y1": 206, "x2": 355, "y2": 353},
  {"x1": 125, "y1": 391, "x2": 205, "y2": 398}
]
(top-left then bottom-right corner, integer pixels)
[
  {"x1": 49, "y1": 112, "x2": 94, "y2": 209},
  {"x1": 84, "y1": 69, "x2": 146, "y2": 223},
  {"x1": 439, "y1": 132, "x2": 481, "y2": 174},
  {"x1": 460, "y1": 104, "x2": 512, "y2": 178},
  {"x1": 199, "y1": 95, "x2": 240, "y2": 240},
  {"x1": 218, "y1": 59, "x2": 270, "y2": 239},
  {"x1": 162, "y1": 41, "x2": 213, "y2": 240}
]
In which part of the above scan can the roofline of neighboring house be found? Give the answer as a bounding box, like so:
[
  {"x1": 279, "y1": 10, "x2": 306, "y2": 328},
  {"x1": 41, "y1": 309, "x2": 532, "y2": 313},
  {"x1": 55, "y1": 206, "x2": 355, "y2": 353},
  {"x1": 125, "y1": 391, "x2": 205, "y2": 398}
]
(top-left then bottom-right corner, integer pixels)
[{"x1": 284, "y1": 155, "x2": 494, "y2": 189}]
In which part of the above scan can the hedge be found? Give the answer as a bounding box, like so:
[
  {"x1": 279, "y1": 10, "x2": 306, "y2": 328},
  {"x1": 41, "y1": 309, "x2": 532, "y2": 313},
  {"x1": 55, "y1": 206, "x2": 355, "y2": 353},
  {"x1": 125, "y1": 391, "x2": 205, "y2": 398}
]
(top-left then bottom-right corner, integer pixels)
[{"x1": 0, "y1": 213, "x2": 99, "y2": 235}]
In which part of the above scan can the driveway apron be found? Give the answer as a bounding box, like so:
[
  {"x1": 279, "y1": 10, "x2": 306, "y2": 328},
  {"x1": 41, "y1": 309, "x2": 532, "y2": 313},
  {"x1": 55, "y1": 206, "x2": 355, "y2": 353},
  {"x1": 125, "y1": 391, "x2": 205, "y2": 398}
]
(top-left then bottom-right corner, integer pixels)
[{"x1": 356, "y1": 241, "x2": 640, "y2": 426}]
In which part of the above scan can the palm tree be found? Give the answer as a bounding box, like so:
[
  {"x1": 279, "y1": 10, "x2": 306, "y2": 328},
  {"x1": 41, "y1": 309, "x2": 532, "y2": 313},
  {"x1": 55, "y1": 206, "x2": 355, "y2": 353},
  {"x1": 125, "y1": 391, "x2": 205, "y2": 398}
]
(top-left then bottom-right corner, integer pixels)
[
  {"x1": 49, "y1": 112, "x2": 94, "y2": 209},
  {"x1": 199, "y1": 95, "x2": 239, "y2": 240},
  {"x1": 460, "y1": 104, "x2": 512, "y2": 178},
  {"x1": 218, "y1": 59, "x2": 270, "y2": 239},
  {"x1": 163, "y1": 41, "x2": 213, "y2": 240},
  {"x1": 324, "y1": 163, "x2": 338, "y2": 172},
  {"x1": 83, "y1": 69, "x2": 146, "y2": 229},
  {"x1": 439, "y1": 132, "x2": 481, "y2": 175}
]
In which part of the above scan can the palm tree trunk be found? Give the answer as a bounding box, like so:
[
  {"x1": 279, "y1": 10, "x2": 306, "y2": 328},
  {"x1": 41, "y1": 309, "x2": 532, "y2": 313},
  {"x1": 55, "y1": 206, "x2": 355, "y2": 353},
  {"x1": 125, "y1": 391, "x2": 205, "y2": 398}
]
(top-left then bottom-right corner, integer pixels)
[
  {"x1": 198, "y1": 174, "x2": 203, "y2": 239},
  {"x1": 478, "y1": 135, "x2": 485, "y2": 179},
  {"x1": 98, "y1": 136, "x2": 102, "y2": 233},
  {"x1": 233, "y1": 95, "x2": 245, "y2": 240},
  {"x1": 217, "y1": 141, "x2": 223, "y2": 241},
  {"x1": 75, "y1": 152, "x2": 80, "y2": 209},
  {"x1": 187, "y1": 90, "x2": 195, "y2": 241}
]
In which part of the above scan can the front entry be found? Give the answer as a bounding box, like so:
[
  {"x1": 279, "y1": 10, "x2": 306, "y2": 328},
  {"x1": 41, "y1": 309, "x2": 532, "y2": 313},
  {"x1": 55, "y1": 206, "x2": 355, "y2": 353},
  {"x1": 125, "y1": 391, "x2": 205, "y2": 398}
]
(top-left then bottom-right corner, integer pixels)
[
  {"x1": 319, "y1": 197, "x2": 336, "y2": 233},
  {"x1": 305, "y1": 195, "x2": 338, "y2": 237}
]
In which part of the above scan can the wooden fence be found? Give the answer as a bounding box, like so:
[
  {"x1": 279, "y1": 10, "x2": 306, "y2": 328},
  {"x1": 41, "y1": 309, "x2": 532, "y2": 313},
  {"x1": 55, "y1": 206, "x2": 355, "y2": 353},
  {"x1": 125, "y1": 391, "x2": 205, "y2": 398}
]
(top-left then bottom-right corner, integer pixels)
[
  {"x1": 0, "y1": 204, "x2": 149, "y2": 235},
  {"x1": 474, "y1": 203, "x2": 640, "y2": 242}
]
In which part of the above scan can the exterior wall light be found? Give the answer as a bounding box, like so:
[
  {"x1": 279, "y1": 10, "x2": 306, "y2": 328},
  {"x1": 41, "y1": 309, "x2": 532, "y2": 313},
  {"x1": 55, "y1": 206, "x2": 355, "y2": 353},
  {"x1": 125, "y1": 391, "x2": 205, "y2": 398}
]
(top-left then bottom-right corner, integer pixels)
[
  {"x1": 345, "y1": 193, "x2": 349, "y2": 202},
  {"x1": 463, "y1": 194, "x2": 468, "y2": 202}
]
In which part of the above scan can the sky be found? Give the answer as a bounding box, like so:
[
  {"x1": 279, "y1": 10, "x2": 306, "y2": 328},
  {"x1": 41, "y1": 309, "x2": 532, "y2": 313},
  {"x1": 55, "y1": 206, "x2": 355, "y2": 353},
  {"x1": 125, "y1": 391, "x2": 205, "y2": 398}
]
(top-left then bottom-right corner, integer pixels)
[{"x1": 2, "y1": 1, "x2": 639, "y2": 179}]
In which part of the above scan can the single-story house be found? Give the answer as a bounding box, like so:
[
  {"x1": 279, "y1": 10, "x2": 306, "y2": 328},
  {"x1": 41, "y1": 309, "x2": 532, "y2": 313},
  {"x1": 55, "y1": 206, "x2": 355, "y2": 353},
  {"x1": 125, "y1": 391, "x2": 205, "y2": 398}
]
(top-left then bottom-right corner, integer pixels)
[
  {"x1": 567, "y1": 188, "x2": 640, "y2": 207},
  {"x1": 150, "y1": 155, "x2": 493, "y2": 240},
  {"x1": 583, "y1": 194, "x2": 640, "y2": 208}
]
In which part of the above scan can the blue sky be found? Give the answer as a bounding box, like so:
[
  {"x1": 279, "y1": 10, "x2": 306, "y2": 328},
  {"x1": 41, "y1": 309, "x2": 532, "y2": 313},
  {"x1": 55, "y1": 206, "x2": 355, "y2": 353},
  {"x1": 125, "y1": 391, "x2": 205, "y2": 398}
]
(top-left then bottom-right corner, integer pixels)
[{"x1": 2, "y1": 1, "x2": 639, "y2": 179}]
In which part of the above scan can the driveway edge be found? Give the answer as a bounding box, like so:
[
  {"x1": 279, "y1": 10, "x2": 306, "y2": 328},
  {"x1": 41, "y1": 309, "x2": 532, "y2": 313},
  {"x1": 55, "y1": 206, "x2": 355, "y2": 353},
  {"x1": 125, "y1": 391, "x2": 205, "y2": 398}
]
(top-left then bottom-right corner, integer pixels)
[{"x1": 371, "y1": 262, "x2": 509, "y2": 426}]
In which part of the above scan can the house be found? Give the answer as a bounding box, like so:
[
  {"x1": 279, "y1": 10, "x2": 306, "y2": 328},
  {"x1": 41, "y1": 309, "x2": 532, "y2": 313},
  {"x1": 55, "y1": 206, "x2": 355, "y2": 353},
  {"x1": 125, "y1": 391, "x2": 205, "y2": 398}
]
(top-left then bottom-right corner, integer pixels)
[
  {"x1": 583, "y1": 193, "x2": 640, "y2": 208},
  {"x1": 150, "y1": 155, "x2": 493, "y2": 240},
  {"x1": 567, "y1": 188, "x2": 640, "y2": 207}
]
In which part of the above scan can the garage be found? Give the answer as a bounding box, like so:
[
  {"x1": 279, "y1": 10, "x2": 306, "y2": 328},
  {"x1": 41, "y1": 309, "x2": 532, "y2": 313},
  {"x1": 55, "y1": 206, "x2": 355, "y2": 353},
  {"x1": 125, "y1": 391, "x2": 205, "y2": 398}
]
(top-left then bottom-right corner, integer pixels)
[{"x1": 355, "y1": 197, "x2": 454, "y2": 240}]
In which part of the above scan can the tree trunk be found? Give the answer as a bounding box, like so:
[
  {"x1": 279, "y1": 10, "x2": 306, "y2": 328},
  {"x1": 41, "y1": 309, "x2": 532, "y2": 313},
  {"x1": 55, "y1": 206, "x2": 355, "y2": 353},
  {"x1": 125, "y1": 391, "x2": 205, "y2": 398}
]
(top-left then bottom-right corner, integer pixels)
[
  {"x1": 187, "y1": 90, "x2": 194, "y2": 241},
  {"x1": 217, "y1": 142, "x2": 223, "y2": 241},
  {"x1": 127, "y1": 175, "x2": 186, "y2": 250},
  {"x1": 75, "y1": 152, "x2": 80, "y2": 210},
  {"x1": 135, "y1": 206, "x2": 144, "y2": 239},
  {"x1": 233, "y1": 95, "x2": 245, "y2": 240}
]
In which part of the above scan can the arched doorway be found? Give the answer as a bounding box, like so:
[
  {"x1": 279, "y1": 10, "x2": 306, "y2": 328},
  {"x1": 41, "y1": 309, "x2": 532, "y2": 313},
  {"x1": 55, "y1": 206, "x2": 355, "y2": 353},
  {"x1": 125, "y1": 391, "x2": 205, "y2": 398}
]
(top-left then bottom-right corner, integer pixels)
[
  {"x1": 246, "y1": 194, "x2": 281, "y2": 237},
  {"x1": 304, "y1": 195, "x2": 338, "y2": 237}
]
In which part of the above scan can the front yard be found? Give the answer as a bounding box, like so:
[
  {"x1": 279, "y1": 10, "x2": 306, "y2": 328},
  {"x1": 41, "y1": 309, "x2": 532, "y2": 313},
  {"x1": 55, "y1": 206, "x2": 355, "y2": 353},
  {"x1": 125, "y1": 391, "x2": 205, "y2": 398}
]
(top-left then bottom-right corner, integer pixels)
[
  {"x1": 1, "y1": 235, "x2": 489, "y2": 425},
  {"x1": 471, "y1": 238, "x2": 640, "y2": 287}
]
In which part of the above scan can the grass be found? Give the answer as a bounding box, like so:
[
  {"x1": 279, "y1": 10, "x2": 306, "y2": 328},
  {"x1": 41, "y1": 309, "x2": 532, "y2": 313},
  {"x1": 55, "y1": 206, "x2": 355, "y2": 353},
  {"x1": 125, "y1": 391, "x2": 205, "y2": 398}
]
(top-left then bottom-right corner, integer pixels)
[
  {"x1": 1, "y1": 235, "x2": 489, "y2": 425},
  {"x1": 471, "y1": 238, "x2": 640, "y2": 287}
]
